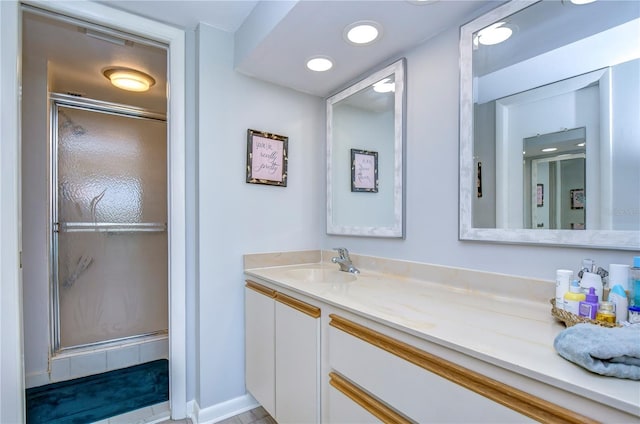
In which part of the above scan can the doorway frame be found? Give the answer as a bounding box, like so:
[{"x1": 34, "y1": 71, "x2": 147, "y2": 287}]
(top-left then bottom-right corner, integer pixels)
[{"x1": 0, "y1": 0, "x2": 187, "y2": 421}]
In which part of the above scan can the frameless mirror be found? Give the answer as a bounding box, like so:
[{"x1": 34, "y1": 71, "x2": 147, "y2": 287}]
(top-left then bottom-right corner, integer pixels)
[
  {"x1": 327, "y1": 59, "x2": 406, "y2": 237},
  {"x1": 460, "y1": 0, "x2": 640, "y2": 249}
]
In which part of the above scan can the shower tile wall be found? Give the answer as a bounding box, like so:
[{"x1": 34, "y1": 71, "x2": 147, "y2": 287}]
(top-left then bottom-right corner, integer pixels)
[{"x1": 26, "y1": 337, "x2": 168, "y2": 388}]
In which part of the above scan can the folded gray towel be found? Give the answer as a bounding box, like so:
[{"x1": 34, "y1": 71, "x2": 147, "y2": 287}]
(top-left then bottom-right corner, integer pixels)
[{"x1": 553, "y1": 323, "x2": 640, "y2": 380}]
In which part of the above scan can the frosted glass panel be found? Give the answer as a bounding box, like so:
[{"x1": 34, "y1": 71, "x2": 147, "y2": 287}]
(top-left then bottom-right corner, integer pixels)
[
  {"x1": 54, "y1": 102, "x2": 167, "y2": 349},
  {"x1": 58, "y1": 232, "x2": 168, "y2": 348},
  {"x1": 58, "y1": 107, "x2": 167, "y2": 224}
]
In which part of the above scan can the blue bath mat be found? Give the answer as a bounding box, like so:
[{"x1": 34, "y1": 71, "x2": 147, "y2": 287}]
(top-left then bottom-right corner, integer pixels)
[{"x1": 26, "y1": 359, "x2": 169, "y2": 424}]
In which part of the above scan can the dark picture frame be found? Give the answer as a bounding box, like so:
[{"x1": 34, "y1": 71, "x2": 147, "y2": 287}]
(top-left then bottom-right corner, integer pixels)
[
  {"x1": 351, "y1": 149, "x2": 378, "y2": 193},
  {"x1": 570, "y1": 188, "x2": 584, "y2": 209},
  {"x1": 536, "y1": 184, "x2": 544, "y2": 207},
  {"x1": 246, "y1": 129, "x2": 288, "y2": 187}
]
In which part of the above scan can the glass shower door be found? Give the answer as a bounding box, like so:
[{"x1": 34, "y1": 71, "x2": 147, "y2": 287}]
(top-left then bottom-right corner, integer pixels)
[{"x1": 52, "y1": 96, "x2": 168, "y2": 351}]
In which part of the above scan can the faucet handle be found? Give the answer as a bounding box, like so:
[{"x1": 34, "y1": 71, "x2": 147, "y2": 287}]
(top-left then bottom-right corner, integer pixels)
[{"x1": 333, "y1": 247, "x2": 349, "y2": 258}]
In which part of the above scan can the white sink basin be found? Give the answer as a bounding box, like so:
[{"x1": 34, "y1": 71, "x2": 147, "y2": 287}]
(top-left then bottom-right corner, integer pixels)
[{"x1": 284, "y1": 267, "x2": 357, "y2": 283}]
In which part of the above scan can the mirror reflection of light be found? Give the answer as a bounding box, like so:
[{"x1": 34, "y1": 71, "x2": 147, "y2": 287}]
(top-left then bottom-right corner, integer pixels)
[
  {"x1": 542, "y1": 147, "x2": 558, "y2": 152},
  {"x1": 373, "y1": 78, "x2": 395, "y2": 93},
  {"x1": 474, "y1": 22, "x2": 513, "y2": 46},
  {"x1": 576, "y1": 142, "x2": 586, "y2": 147}
]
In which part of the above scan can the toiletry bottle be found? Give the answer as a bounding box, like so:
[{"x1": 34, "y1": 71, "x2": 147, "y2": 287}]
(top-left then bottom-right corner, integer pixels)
[
  {"x1": 580, "y1": 271, "x2": 603, "y2": 301},
  {"x1": 609, "y1": 285, "x2": 628, "y2": 323},
  {"x1": 628, "y1": 305, "x2": 640, "y2": 324},
  {"x1": 555, "y1": 269, "x2": 573, "y2": 311},
  {"x1": 578, "y1": 258, "x2": 595, "y2": 279},
  {"x1": 596, "y1": 301, "x2": 616, "y2": 324},
  {"x1": 578, "y1": 287, "x2": 598, "y2": 320},
  {"x1": 609, "y1": 264, "x2": 630, "y2": 294},
  {"x1": 564, "y1": 280, "x2": 585, "y2": 315},
  {"x1": 630, "y1": 256, "x2": 640, "y2": 307}
]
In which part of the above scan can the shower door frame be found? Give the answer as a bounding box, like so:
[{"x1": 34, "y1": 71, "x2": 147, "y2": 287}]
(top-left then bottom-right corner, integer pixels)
[
  {"x1": 49, "y1": 93, "x2": 168, "y2": 355},
  {"x1": 3, "y1": 1, "x2": 187, "y2": 420}
]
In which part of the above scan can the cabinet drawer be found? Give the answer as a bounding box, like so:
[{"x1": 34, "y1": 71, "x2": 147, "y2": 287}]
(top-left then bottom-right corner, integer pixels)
[
  {"x1": 328, "y1": 371, "x2": 412, "y2": 424},
  {"x1": 329, "y1": 315, "x2": 591, "y2": 424}
]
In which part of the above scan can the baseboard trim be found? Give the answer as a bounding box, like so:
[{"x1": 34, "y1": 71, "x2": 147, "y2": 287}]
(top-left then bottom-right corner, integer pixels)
[{"x1": 192, "y1": 393, "x2": 259, "y2": 424}]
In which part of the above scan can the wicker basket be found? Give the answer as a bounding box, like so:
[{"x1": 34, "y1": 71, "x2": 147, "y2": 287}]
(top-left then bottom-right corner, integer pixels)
[{"x1": 550, "y1": 298, "x2": 620, "y2": 328}]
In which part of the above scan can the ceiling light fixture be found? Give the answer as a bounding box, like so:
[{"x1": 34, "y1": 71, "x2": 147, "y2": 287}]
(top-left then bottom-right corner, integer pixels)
[
  {"x1": 576, "y1": 142, "x2": 586, "y2": 147},
  {"x1": 542, "y1": 147, "x2": 558, "y2": 152},
  {"x1": 103, "y1": 67, "x2": 155, "y2": 92},
  {"x1": 570, "y1": 0, "x2": 597, "y2": 5},
  {"x1": 306, "y1": 56, "x2": 333, "y2": 72},
  {"x1": 344, "y1": 21, "x2": 382, "y2": 45},
  {"x1": 474, "y1": 22, "x2": 513, "y2": 46}
]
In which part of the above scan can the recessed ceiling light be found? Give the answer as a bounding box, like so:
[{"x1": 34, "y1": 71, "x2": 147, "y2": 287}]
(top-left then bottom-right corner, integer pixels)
[
  {"x1": 306, "y1": 56, "x2": 333, "y2": 72},
  {"x1": 103, "y1": 67, "x2": 155, "y2": 92},
  {"x1": 570, "y1": 0, "x2": 597, "y2": 4},
  {"x1": 474, "y1": 22, "x2": 513, "y2": 46},
  {"x1": 542, "y1": 147, "x2": 558, "y2": 152},
  {"x1": 344, "y1": 21, "x2": 382, "y2": 45}
]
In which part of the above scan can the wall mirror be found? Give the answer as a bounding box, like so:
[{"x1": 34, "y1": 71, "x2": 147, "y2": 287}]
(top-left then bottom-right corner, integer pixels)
[
  {"x1": 460, "y1": 0, "x2": 640, "y2": 250},
  {"x1": 327, "y1": 58, "x2": 406, "y2": 238}
]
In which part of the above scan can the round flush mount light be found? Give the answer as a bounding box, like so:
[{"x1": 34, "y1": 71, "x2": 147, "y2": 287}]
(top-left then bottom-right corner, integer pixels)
[
  {"x1": 306, "y1": 56, "x2": 333, "y2": 72},
  {"x1": 103, "y1": 67, "x2": 155, "y2": 92},
  {"x1": 407, "y1": 0, "x2": 439, "y2": 4},
  {"x1": 474, "y1": 22, "x2": 513, "y2": 46},
  {"x1": 344, "y1": 21, "x2": 382, "y2": 45}
]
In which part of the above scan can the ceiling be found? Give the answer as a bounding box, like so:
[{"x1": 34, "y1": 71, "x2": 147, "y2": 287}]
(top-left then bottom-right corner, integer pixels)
[{"x1": 24, "y1": 0, "x2": 497, "y2": 110}]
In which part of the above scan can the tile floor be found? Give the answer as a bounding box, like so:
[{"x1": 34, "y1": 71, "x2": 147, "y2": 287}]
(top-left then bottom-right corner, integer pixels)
[
  {"x1": 102, "y1": 403, "x2": 275, "y2": 424},
  {"x1": 215, "y1": 406, "x2": 276, "y2": 424}
]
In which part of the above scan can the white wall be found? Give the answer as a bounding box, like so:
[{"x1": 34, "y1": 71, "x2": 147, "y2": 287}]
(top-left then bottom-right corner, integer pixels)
[
  {"x1": 195, "y1": 23, "x2": 324, "y2": 409},
  {"x1": 21, "y1": 45, "x2": 50, "y2": 384},
  {"x1": 321, "y1": 25, "x2": 638, "y2": 280},
  {"x1": 332, "y1": 106, "x2": 394, "y2": 227},
  {"x1": 1, "y1": 1, "x2": 25, "y2": 422}
]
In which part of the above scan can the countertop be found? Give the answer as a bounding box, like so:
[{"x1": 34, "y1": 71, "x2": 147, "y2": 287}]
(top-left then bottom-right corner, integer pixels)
[{"x1": 244, "y1": 253, "x2": 640, "y2": 418}]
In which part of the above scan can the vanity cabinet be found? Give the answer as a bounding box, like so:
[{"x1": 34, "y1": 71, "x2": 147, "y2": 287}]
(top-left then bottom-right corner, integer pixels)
[
  {"x1": 327, "y1": 314, "x2": 597, "y2": 424},
  {"x1": 245, "y1": 280, "x2": 320, "y2": 423},
  {"x1": 245, "y1": 281, "x2": 277, "y2": 417}
]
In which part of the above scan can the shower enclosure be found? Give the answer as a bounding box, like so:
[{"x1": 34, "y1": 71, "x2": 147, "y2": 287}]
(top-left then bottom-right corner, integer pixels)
[{"x1": 51, "y1": 94, "x2": 168, "y2": 353}]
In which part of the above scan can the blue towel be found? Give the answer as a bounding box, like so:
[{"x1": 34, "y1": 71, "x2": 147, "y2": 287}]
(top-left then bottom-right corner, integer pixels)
[{"x1": 553, "y1": 323, "x2": 640, "y2": 380}]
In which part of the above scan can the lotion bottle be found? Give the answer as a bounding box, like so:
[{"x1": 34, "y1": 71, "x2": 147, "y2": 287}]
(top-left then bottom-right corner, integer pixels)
[
  {"x1": 608, "y1": 285, "x2": 628, "y2": 323},
  {"x1": 580, "y1": 271, "x2": 603, "y2": 302},
  {"x1": 578, "y1": 287, "x2": 598, "y2": 320},
  {"x1": 555, "y1": 269, "x2": 573, "y2": 310},
  {"x1": 564, "y1": 280, "x2": 585, "y2": 315}
]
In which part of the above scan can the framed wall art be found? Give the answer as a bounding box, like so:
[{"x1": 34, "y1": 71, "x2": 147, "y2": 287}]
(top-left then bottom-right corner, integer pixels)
[
  {"x1": 246, "y1": 129, "x2": 288, "y2": 187},
  {"x1": 351, "y1": 148, "x2": 378, "y2": 193},
  {"x1": 570, "y1": 188, "x2": 584, "y2": 209},
  {"x1": 536, "y1": 184, "x2": 544, "y2": 207}
]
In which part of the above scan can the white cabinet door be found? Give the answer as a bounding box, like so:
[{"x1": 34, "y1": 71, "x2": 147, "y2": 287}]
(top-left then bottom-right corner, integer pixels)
[
  {"x1": 275, "y1": 293, "x2": 320, "y2": 424},
  {"x1": 245, "y1": 283, "x2": 276, "y2": 418}
]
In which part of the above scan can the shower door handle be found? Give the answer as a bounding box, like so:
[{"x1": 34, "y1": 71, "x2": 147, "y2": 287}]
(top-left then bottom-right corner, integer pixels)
[{"x1": 56, "y1": 222, "x2": 167, "y2": 233}]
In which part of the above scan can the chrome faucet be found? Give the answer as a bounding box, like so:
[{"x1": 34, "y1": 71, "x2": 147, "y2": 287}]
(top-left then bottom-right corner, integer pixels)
[{"x1": 331, "y1": 247, "x2": 359, "y2": 274}]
